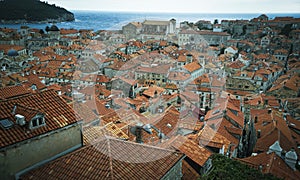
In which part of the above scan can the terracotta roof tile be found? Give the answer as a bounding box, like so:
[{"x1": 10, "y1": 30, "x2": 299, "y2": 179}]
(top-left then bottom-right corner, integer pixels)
[
  {"x1": 161, "y1": 135, "x2": 212, "y2": 167},
  {"x1": 0, "y1": 85, "x2": 30, "y2": 100},
  {"x1": 154, "y1": 106, "x2": 180, "y2": 137},
  {"x1": 238, "y1": 152, "x2": 300, "y2": 180},
  {"x1": 252, "y1": 110, "x2": 298, "y2": 154},
  {"x1": 183, "y1": 61, "x2": 202, "y2": 73},
  {"x1": 0, "y1": 90, "x2": 81, "y2": 148},
  {"x1": 83, "y1": 123, "x2": 128, "y2": 145},
  {"x1": 196, "y1": 125, "x2": 231, "y2": 152},
  {"x1": 21, "y1": 136, "x2": 184, "y2": 180}
]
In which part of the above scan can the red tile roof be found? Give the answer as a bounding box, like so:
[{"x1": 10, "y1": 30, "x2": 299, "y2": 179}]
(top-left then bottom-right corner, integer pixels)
[
  {"x1": 154, "y1": 106, "x2": 180, "y2": 137},
  {"x1": 183, "y1": 61, "x2": 202, "y2": 73},
  {"x1": 72, "y1": 102, "x2": 98, "y2": 125},
  {"x1": 0, "y1": 90, "x2": 81, "y2": 149},
  {"x1": 23, "y1": 74, "x2": 47, "y2": 91},
  {"x1": 0, "y1": 44, "x2": 26, "y2": 54},
  {"x1": 161, "y1": 135, "x2": 212, "y2": 167},
  {"x1": 0, "y1": 85, "x2": 30, "y2": 100},
  {"x1": 238, "y1": 152, "x2": 300, "y2": 180},
  {"x1": 83, "y1": 123, "x2": 129, "y2": 145},
  {"x1": 20, "y1": 136, "x2": 184, "y2": 180},
  {"x1": 252, "y1": 110, "x2": 298, "y2": 154}
]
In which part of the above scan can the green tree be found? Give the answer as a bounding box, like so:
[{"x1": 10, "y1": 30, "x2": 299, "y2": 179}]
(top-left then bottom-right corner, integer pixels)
[
  {"x1": 39, "y1": 29, "x2": 45, "y2": 34},
  {"x1": 45, "y1": 26, "x2": 50, "y2": 33},
  {"x1": 214, "y1": 19, "x2": 219, "y2": 24},
  {"x1": 201, "y1": 154, "x2": 280, "y2": 180},
  {"x1": 280, "y1": 24, "x2": 293, "y2": 37}
]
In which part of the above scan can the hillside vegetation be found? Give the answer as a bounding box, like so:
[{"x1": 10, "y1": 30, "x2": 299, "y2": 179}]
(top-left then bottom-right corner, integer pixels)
[{"x1": 0, "y1": 0, "x2": 74, "y2": 23}]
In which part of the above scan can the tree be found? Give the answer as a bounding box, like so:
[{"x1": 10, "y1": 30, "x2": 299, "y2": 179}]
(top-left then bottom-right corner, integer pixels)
[
  {"x1": 280, "y1": 24, "x2": 292, "y2": 37},
  {"x1": 214, "y1": 19, "x2": 219, "y2": 24},
  {"x1": 201, "y1": 154, "x2": 279, "y2": 180},
  {"x1": 39, "y1": 29, "x2": 45, "y2": 34},
  {"x1": 45, "y1": 26, "x2": 50, "y2": 33}
]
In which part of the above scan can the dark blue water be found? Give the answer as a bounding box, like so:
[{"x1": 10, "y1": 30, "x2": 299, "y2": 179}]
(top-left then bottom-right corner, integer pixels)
[{"x1": 1, "y1": 11, "x2": 300, "y2": 31}]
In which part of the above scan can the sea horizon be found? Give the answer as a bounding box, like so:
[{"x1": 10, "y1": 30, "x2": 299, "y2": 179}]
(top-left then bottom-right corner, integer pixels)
[{"x1": 1, "y1": 10, "x2": 300, "y2": 31}]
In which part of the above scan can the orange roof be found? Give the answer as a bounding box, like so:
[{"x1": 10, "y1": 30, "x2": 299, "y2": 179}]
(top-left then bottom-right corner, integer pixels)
[
  {"x1": 21, "y1": 136, "x2": 184, "y2": 179},
  {"x1": 252, "y1": 109, "x2": 298, "y2": 154},
  {"x1": 177, "y1": 54, "x2": 187, "y2": 62},
  {"x1": 154, "y1": 106, "x2": 180, "y2": 137},
  {"x1": 165, "y1": 83, "x2": 178, "y2": 90},
  {"x1": 195, "y1": 125, "x2": 231, "y2": 152},
  {"x1": 161, "y1": 135, "x2": 212, "y2": 167},
  {"x1": 228, "y1": 60, "x2": 245, "y2": 69},
  {"x1": 23, "y1": 74, "x2": 47, "y2": 91},
  {"x1": 72, "y1": 102, "x2": 98, "y2": 125},
  {"x1": 60, "y1": 28, "x2": 78, "y2": 35},
  {"x1": 142, "y1": 85, "x2": 165, "y2": 98},
  {"x1": 239, "y1": 152, "x2": 300, "y2": 180},
  {"x1": 83, "y1": 123, "x2": 129, "y2": 145},
  {"x1": 0, "y1": 44, "x2": 26, "y2": 54},
  {"x1": 0, "y1": 90, "x2": 81, "y2": 148},
  {"x1": 0, "y1": 85, "x2": 30, "y2": 100},
  {"x1": 183, "y1": 61, "x2": 202, "y2": 73}
]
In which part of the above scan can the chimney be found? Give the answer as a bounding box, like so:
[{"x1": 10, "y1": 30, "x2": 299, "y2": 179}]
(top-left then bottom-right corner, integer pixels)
[
  {"x1": 257, "y1": 129, "x2": 261, "y2": 138},
  {"x1": 12, "y1": 104, "x2": 17, "y2": 114},
  {"x1": 268, "y1": 140, "x2": 282, "y2": 156},
  {"x1": 186, "y1": 54, "x2": 193, "y2": 63},
  {"x1": 285, "y1": 148, "x2": 298, "y2": 170},
  {"x1": 268, "y1": 108, "x2": 272, "y2": 114},
  {"x1": 15, "y1": 114, "x2": 26, "y2": 126},
  {"x1": 135, "y1": 124, "x2": 143, "y2": 143},
  {"x1": 265, "y1": 99, "x2": 268, "y2": 105}
]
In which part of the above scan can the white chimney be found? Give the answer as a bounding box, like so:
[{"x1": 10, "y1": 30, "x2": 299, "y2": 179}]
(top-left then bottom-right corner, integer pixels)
[
  {"x1": 15, "y1": 114, "x2": 26, "y2": 126},
  {"x1": 285, "y1": 149, "x2": 298, "y2": 170},
  {"x1": 268, "y1": 140, "x2": 282, "y2": 156}
]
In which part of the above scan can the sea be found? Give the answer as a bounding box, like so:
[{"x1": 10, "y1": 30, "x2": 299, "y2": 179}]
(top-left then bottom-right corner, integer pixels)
[{"x1": 1, "y1": 11, "x2": 300, "y2": 31}]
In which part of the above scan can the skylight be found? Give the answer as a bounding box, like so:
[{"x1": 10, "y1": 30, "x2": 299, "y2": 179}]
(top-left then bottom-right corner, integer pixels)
[{"x1": 0, "y1": 118, "x2": 14, "y2": 129}]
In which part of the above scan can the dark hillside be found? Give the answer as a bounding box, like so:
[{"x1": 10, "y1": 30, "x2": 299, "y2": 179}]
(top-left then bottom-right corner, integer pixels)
[{"x1": 0, "y1": 0, "x2": 74, "y2": 23}]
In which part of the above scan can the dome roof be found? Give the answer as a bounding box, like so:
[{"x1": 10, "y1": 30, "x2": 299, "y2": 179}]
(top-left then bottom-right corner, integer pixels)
[
  {"x1": 7, "y1": 49, "x2": 18, "y2": 56},
  {"x1": 49, "y1": 25, "x2": 59, "y2": 31}
]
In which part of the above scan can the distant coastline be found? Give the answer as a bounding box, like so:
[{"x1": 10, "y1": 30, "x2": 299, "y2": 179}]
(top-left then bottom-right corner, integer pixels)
[
  {"x1": 0, "y1": 0, "x2": 75, "y2": 25},
  {"x1": 1, "y1": 11, "x2": 300, "y2": 31}
]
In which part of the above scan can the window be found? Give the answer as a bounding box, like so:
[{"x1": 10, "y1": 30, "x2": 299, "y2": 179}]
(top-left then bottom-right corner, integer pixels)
[
  {"x1": 32, "y1": 119, "x2": 38, "y2": 127},
  {"x1": 31, "y1": 116, "x2": 45, "y2": 129}
]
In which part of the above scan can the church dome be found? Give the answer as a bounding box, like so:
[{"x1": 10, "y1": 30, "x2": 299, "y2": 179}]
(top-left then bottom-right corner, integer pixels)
[
  {"x1": 7, "y1": 49, "x2": 18, "y2": 56},
  {"x1": 49, "y1": 25, "x2": 59, "y2": 31}
]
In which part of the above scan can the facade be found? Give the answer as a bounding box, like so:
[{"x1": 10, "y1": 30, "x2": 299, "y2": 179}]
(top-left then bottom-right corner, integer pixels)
[
  {"x1": 142, "y1": 19, "x2": 176, "y2": 35},
  {"x1": 178, "y1": 30, "x2": 231, "y2": 46},
  {"x1": 139, "y1": 19, "x2": 176, "y2": 40},
  {"x1": 122, "y1": 22, "x2": 142, "y2": 39},
  {"x1": 261, "y1": 36, "x2": 271, "y2": 47},
  {"x1": 135, "y1": 64, "x2": 172, "y2": 85}
]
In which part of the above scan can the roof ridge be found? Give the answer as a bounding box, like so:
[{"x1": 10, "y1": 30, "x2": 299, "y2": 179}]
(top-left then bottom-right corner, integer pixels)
[{"x1": 106, "y1": 136, "x2": 114, "y2": 179}]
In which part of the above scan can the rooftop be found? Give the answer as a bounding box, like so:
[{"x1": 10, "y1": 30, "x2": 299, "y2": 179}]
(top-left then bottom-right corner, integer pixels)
[
  {"x1": 0, "y1": 90, "x2": 81, "y2": 149},
  {"x1": 20, "y1": 136, "x2": 184, "y2": 180}
]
